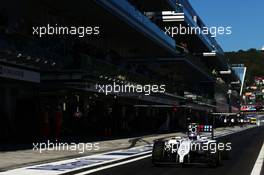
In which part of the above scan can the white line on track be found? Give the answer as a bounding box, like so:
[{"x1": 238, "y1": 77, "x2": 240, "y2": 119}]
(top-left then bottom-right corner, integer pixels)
[
  {"x1": 75, "y1": 154, "x2": 152, "y2": 175},
  {"x1": 251, "y1": 142, "x2": 264, "y2": 175},
  {"x1": 1, "y1": 146, "x2": 152, "y2": 175}
]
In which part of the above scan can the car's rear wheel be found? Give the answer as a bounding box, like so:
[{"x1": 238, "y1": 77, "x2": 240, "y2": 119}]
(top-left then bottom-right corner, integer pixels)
[
  {"x1": 209, "y1": 151, "x2": 222, "y2": 167},
  {"x1": 222, "y1": 149, "x2": 230, "y2": 160}
]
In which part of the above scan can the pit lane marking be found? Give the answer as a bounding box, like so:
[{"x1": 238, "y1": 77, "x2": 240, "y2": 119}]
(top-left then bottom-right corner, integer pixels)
[
  {"x1": 1, "y1": 145, "x2": 152, "y2": 175},
  {"x1": 251, "y1": 142, "x2": 264, "y2": 175}
]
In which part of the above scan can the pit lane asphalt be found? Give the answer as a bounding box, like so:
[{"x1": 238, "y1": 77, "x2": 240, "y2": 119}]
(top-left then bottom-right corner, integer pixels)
[{"x1": 84, "y1": 125, "x2": 264, "y2": 175}]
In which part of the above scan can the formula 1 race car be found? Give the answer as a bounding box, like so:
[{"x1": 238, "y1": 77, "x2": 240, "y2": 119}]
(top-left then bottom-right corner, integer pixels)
[{"x1": 152, "y1": 123, "x2": 224, "y2": 167}]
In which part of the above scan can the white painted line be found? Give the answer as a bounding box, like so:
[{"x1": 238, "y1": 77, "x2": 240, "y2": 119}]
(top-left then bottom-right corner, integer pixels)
[
  {"x1": 2, "y1": 145, "x2": 152, "y2": 175},
  {"x1": 251, "y1": 142, "x2": 264, "y2": 175},
  {"x1": 75, "y1": 154, "x2": 152, "y2": 175}
]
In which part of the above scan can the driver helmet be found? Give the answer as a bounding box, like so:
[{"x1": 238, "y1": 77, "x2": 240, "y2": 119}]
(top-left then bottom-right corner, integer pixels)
[{"x1": 189, "y1": 124, "x2": 198, "y2": 140}]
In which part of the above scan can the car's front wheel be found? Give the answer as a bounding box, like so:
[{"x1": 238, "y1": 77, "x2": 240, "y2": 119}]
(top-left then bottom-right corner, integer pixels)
[{"x1": 152, "y1": 141, "x2": 165, "y2": 165}]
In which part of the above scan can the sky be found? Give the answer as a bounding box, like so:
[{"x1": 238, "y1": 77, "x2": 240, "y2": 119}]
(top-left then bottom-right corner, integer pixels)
[{"x1": 188, "y1": 0, "x2": 264, "y2": 52}]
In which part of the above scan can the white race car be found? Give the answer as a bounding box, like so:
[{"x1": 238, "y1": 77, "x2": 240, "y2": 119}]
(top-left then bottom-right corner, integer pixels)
[{"x1": 152, "y1": 123, "x2": 225, "y2": 167}]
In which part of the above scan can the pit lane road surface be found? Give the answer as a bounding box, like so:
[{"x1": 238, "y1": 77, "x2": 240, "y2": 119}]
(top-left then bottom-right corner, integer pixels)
[
  {"x1": 75, "y1": 126, "x2": 264, "y2": 175},
  {"x1": 1, "y1": 126, "x2": 263, "y2": 175}
]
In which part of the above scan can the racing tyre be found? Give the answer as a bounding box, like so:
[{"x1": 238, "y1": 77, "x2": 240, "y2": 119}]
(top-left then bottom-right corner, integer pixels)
[
  {"x1": 222, "y1": 149, "x2": 230, "y2": 160},
  {"x1": 152, "y1": 141, "x2": 165, "y2": 165},
  {"x1": 209, "y1": 151, "x2": 222, "y2": 167}
]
